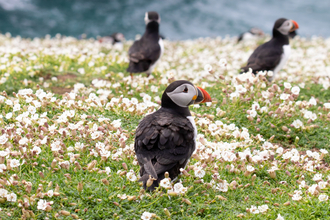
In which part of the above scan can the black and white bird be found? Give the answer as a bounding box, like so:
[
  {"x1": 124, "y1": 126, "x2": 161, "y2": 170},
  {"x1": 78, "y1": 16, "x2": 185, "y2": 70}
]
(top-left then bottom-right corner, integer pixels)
[
  {"x1": 98, "y1": 32, "x2": 125, "y2": 45},
  {"x1": 237, "y1": 27, "x2": 264, "y2": 43},
  {"x1": 134, "y1": 80, "x2": 212, "y2": 191},
  {"x1": 127, "y1": 11, "x2": 164, "y2": 78},
  {"x1": 241, "y1": 18, "x2": 299, "y2": 81}
]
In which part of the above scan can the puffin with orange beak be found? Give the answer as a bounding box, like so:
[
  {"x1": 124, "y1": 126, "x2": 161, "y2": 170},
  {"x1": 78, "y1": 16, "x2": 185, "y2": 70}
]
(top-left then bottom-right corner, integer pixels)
[
  {"x1": 134, "y1": 80, "x2": 212, "y2": 191},
  {"x1": 241, "y1": 18, "x2": 299, "y2": 81}
]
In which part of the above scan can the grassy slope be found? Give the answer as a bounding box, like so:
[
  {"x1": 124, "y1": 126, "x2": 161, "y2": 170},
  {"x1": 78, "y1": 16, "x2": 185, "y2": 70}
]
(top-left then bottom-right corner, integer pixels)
[{"x1": 0, "y1": 35, "x2": 330, "y2": 219}]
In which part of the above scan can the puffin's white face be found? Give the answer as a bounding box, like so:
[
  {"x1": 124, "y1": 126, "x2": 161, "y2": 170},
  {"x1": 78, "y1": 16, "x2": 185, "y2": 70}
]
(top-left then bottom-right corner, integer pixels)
[
  {"x1": 166, "y1": 83, "x2": 197, "y2": 108},
  {"x1": 277, "y1": 20, "x2": 293, "y2": 35},
  {"x1": 144, "y1": 12, "x2": 149, "y2": 24}
]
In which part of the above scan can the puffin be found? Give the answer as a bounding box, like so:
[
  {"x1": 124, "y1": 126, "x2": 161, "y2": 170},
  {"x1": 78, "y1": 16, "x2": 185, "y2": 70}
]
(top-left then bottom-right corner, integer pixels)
[
  {"x1": 98, "y1": 32, "x2": 125, "y2": 45},
  {"x1": 240, "y1": 18, "x2": 299, "y2": 81},
  {"x1": 127, "y1": 11, "x2": 163, "y2": 78},
  {"x1": 134, "y1": 80, "x2": 212, "y2": 191},
  {"x1": 237, "y1": 27, "x2": 264, "y2": 43}
]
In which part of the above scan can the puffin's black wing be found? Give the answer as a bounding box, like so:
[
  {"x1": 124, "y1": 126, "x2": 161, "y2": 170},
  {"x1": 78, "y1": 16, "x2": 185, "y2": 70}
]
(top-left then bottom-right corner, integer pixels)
[
  {"x1": 241, "y1": 40, "x2": 283, "y2": 73},
  {"x1": 134, "y1": 109, "x2": 195, "y2": 190},
  {"x1": 127, "y1": 39, "x2": 161, "y2": 73}
]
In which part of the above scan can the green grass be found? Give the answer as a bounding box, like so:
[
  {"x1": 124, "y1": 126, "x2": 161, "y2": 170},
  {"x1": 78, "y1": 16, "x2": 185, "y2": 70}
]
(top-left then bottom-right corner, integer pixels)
[{"x1": 0, "y1": 35, "x2": 330, "y2": 219}]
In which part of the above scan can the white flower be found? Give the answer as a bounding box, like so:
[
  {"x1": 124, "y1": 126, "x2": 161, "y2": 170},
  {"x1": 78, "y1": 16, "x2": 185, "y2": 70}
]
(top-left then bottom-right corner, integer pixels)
[
  {"x1": 46, "y1": 190, "x2": 54, "y2": 197},
  {"x1": 78, "y1": 68, "x2": 85, "y2": 75},
  {"x1": 105, "y1": 167, "x2": 111, "y2": 175},
  {"x1": 173, "y1": 182, "x2": 187, "y2": 195},
  {"x1": 324, "y1": 103, "x2": 330, "y2": 109},
  {"x1": 0, "y1": 164, "x2": 6, "y2": 173},
  {"x1": 111, "y1": 119, "x2": 122, "y2": 128},
  {"x1": 258, "y1": 204, "x2": 268, "y2": 213},
  {"x1": 159, "y1": 178, "x2": 172, "y2": 189},
  {"x1": 141, "y1": 211, "x2": 154, "y2": 220},
  {"x1": 280, "y1": 93, "x2": 290, "y2": 100},
  {"x1": 32, "y1": 146, "x2": 42, "y2": 155},
  {"x1": 126, "y1": 170, "x2": 137, "y2": 182},
  {"x1": 292, "y1": 190, "x2": 302, "y2": 201},
  {"x1": 318, "y1": 194, "x2": 328, "y2": 202},
  {"x1": 313, "y1": 173, "x2": 323, "y2": 182},
  {"x1": 292, "y1": 119, "x2": 303, "y2": 129},
  {"x1": 0, "y1": 188, "x2": 8, "y2": 198},
  {"x1": 215, "y1": 180, "x2": 228, "y2": 192},
  {"x1": 276, "y1": 214, "x2": 285, "y2": 220},
  {"x1": 5, "y1": 112, "x2": 12, "y2": 119},
  {"x1": 246, "y1": 165, "x2": 255, "y2": 172},
  {"x1": 219, "y1": 58, "x2": 227, "y2": 67},
  {"x1": 308, "y1": 184, "x2": 318, "y2": 195},
  {"x1": 235, "y1": 85, "x2": 247, "y2": 94},
  {"x1": 194, "y1": 166, "x2": 205, "y2": 178},
  {"x1": 291, "y1": 86, "x2": 300, "y2": 95},
  {"x1": 261, "y1": 91, "x2": 270, "y2": 99},
  {"x1": 250, "y1": 205, "x2": 259, "y2": 214},
  {"x1": 0, "y1": 134, "x2": 8, "y2": 145},
  {"x1": 284, "y1": 82, "x2": 291, "y2": 89},
  {"x1": 37, "y1": 199, "x2": 48, "y2": 210},
  {"x1": 320, "y1": 149, "x2": 328, "y2": 154},
  {"x1": 318, "y1": 181, "x2": 327, "y2": 189},
  {"x1": 6, "y1": 192, "x2": 17, "y2": 202},
  {"x1": 10, "y1": 159, "x2": 20, "y2": 168},
  {"x1": 249, "y1": 109, "x2": 257, "y2": 118},
  {"x1": 308, "y1": 97, "x2": 317, "y2": 106},
  {"x1": 204, "y1": 64, "x2": 212, "y2": 72},
  {"x1": 19, "y1": 137, "x2": 29, "y2": 145},
  {"x1": 276, "y1": 147, "x2": 284, "y2": 154}
]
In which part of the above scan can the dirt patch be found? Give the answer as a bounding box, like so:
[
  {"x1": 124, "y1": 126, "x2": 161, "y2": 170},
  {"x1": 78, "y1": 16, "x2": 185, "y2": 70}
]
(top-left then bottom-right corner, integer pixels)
[
  {"x1": 56, "y1": 73, "x2": 78, "y2": 82},
  {"x1": 51, "y1": 87, "x2": 73, "y2": 95}
]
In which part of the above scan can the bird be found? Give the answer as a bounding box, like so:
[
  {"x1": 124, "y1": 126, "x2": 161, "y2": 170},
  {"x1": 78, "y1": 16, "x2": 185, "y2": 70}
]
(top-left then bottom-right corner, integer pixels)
[
  {"x1": 127, "y1": 11, "x2": 163, "y2": 78},
  {"x1": 134, "y1": 80, "x2": 212, "y2": 191},
  {"x1": 240, "y1": 18, "x2": 299, "y2": 81},
  {"x1": 237, "y1": 27, "x2": 264, "y2": 43},
  {"x1": 98, "y1": 32, "x2": 125, "y2": 45}
]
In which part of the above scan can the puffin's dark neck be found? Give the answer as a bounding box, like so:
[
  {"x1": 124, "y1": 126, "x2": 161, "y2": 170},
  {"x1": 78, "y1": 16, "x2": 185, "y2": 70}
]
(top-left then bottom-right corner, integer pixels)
[
  {"x1": 272, "y1": 29, "x2": 289, "y2": 45},
  {"x1": 161, "y1": 94, "x2": 191, "y2": 117},
  {"x1": 144, "y1": 21, "x2": 159, "y2": 40},
  {"x1": 160, "y1": 106, "x2": 191, "y2": 117}
]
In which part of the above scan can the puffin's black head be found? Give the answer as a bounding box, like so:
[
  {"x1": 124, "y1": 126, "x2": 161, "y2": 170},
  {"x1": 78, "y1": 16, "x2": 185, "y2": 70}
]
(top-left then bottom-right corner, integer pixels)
[
  {"x1": 273, "y1": 18, "x2": 299, "y2": 37},
  {"x1": 145, "y1": 11, "x2": 160, "y2": 24},
  {"x1": 161, "y1": 80, "x2": 212, "y2": 111}
]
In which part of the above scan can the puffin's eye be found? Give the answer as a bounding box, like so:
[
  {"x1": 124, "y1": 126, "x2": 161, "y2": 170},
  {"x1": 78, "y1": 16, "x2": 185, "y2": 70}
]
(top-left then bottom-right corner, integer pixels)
[{"x1": 183, "y1": 87, "x2": 188, "y2": 93}]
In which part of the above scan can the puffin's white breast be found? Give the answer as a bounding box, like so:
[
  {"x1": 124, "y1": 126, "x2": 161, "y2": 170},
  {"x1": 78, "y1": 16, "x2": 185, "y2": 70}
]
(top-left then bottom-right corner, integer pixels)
[
  {"x1": 273, "y1": 45, "x2": 291, "y2": 78},
  {"x1": 186, "y1": 116, "x2": 197, "y2": 143},
  {"x1": 146, "y1": 37, "x2": 164, "y2": 75}
]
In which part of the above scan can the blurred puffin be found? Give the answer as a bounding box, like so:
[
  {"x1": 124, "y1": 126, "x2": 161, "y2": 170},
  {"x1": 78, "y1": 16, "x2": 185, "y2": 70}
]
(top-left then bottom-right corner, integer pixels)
[
  {"x1": 127, "y1": 11, "x2": 163, "y2": 78},
  {"x1": 98, "y1": 32, "x2": 125, "y2": 45},
  {"x1": 98, "y1": 32, "x2": 125, "y2": 50},
  {"x1": 241, "y1": 18, "x2": 299, "y2": 81},
  {"x1": 134, "y1": 80, "x2": 212, "y2": 191},
  {"x1": 237, "y1": 27, "x2": 264, "y2": 43}
]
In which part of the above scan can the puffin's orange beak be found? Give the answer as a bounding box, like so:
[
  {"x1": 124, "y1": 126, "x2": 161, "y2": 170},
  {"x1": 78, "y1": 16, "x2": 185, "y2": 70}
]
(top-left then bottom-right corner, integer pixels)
[
  {"x1": 195, "y1": 87, "x2": 212, "y2": 104},
  {"x1": 290, "y1": 20, "x2": 299, "y2": 32}
]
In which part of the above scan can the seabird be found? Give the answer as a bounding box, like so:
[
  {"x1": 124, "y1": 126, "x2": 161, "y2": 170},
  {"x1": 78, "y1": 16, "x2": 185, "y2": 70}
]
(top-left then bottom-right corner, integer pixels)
[
  {"x1": 134, "y1": 80, "x2": 212, "y2": 191},
  {"x1": 98, "y1": 32, "x2": 125, "y2": 45},
  {"x1": 237, "y1": 27, "x2": 264, "y2": 43},
  {"x1": 241, "y1": 18, "x2": 299, "y2": 81},
  {"x1": 127, "y1": 11, "x2": 163, "y2": 78}
]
